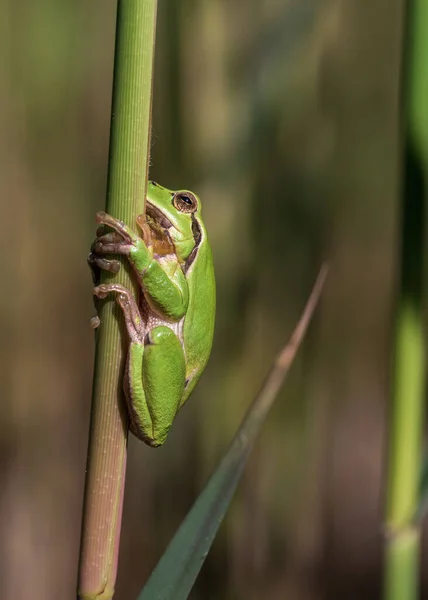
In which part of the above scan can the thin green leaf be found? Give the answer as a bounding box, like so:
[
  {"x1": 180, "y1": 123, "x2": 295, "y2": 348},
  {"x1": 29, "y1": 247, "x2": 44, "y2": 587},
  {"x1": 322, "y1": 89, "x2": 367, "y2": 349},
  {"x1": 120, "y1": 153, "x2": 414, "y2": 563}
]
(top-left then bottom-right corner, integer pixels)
[{"x1": 138, "y1": 265, "x2": 328, "y2": 600}]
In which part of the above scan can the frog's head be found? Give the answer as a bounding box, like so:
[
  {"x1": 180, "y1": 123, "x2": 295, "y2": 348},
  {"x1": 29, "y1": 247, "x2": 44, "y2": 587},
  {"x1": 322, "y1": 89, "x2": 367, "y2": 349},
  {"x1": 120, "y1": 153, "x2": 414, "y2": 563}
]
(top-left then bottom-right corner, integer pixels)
[{"x1": 142, "y1": 181, "x2": 202, "y2": 263}]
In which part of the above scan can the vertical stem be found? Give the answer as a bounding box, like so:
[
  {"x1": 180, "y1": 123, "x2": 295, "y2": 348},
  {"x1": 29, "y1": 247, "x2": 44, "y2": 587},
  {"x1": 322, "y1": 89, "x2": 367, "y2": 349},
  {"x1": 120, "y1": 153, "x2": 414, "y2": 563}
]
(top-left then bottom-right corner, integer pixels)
[
  {"x1": 385, "y1": 528, "x2": 419, "y2": 600},
  {"x1": 385, "y1": 305, "x2": 425, "y2": 600},
  {"x1": 78, "y1": 2, "x2": 158, "y2": 599},
  {"x1": 384, "y1": 0, "x2": 428, "y2": 598}
]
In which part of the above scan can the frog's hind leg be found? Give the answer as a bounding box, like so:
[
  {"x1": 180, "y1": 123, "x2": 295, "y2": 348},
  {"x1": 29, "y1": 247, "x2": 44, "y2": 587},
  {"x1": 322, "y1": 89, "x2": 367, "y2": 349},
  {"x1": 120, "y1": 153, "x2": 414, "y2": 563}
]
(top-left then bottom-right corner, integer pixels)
[
  {"x1": 125, "y1": 326, "x2": 186, "y2": 447},
  {"x1": 92, "y1": 284, "x2": 186, "y2": 447},
  {"x1": 93, "y1": 283, "x2": 144, "y2": 343}
]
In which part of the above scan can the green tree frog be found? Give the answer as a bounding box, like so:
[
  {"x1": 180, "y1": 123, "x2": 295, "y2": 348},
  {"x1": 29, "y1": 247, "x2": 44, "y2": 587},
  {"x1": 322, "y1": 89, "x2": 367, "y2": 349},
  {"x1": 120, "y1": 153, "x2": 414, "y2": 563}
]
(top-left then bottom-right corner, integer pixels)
[{"x1": 89, "y1": 181, "x2": 215, "y2": 447}]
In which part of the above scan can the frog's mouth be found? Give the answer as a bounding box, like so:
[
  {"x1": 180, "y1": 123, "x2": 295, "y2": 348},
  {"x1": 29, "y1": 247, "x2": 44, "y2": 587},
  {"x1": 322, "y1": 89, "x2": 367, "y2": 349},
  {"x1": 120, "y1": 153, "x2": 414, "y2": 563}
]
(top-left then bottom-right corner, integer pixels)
[{"x1": 146, "y1": 202, "x2": 173, "y2": 229}]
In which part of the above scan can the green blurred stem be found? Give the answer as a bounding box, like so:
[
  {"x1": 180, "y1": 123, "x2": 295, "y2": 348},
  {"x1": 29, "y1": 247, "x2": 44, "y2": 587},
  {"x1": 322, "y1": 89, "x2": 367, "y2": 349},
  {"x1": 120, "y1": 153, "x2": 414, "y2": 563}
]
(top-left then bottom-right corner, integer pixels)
[
  {"x1": 384, "y1": 0, "x2": 428, "y2": 598},
  {"x1": 78, "y1": 1, "x2": 158, "y2": 599},
  {"x1": 385, "y1": 528, "x2": 419, "y2": 600},
  {"x1": 386, "y1": 303, "x2": 425, "y2": 528},
  {"x1": 408, "y1": 0, "x2": 428, "y2": 164},
  {"x1": 385, "y1": 304, "x2": 425, "y2": 600}
]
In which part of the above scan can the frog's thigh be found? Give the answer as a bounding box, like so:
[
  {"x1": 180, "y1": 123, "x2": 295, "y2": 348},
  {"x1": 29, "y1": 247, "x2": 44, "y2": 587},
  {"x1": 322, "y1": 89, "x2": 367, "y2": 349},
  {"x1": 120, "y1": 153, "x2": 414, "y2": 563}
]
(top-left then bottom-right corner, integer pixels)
[{"x1": 126, "y1": 326, "x2": 186, "y2": 447}]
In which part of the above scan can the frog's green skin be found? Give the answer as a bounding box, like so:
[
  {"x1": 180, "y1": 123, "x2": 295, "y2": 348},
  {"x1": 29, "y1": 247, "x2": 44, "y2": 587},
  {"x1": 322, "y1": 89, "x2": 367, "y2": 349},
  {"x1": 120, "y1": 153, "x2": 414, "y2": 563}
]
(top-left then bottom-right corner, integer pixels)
[{"x1": 90, "y1": 182, "x2": 215, "y2": 447}]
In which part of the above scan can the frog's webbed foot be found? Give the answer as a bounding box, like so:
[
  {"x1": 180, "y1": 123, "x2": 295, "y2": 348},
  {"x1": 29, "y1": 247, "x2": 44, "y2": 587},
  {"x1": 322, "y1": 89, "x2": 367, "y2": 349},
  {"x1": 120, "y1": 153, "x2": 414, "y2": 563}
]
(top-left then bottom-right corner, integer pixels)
[{"x1": 94, "y1": 284, "x2": 145, "y2": 343}]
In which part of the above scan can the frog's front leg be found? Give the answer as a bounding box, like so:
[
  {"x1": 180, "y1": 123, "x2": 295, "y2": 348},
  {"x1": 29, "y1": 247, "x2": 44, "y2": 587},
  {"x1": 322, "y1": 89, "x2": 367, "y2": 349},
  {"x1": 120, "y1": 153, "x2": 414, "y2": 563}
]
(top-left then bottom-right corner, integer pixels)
[
  {"x1": 91, "y1": 211, "x2": 189, "y2": 321},
  {"x1": 94, "y1": 284, "x2": 186, "y2": 447},
  {"x1": 88, "y1": 230, "x2": 123, "y2": 284}
]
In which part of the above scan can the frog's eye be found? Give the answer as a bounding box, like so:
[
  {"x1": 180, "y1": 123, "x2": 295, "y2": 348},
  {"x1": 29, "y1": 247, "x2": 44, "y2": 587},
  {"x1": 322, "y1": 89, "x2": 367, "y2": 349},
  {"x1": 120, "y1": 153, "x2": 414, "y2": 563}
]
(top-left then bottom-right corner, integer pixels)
[{"x1": 173, "y1": 192, "x2": 198, "y2": 214}]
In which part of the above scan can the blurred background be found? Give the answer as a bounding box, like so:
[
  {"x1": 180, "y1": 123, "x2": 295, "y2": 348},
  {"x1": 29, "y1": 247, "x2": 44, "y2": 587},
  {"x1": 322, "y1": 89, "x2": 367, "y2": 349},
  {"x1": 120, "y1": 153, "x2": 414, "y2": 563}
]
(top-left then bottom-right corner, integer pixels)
[{"x1": 1, "y1": 0, "x2": 418, "y2": 598}]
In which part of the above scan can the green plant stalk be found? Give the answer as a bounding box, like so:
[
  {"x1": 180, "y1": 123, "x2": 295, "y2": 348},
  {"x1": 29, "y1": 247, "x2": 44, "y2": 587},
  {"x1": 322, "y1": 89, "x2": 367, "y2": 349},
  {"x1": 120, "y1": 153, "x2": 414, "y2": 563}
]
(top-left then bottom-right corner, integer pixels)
[
  {"x1": 385, "y1": 527, "x2": 419, "y2": 600},
  {"x1": 78, "y1": 1, "x2": 158, "y2": 599},
  {"x1": 385, "y1": 304, "x2": 424, "y2": 600},
  {"x1": 384, "y1": 0, "x2": 428, "y2": 598}
]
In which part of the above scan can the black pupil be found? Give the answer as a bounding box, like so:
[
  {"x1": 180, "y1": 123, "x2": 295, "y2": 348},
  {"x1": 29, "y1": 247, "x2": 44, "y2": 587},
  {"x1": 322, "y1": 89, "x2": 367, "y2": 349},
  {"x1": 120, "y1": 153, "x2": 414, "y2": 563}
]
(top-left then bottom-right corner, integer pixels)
[{"x1": 181, "y1": 195, "x2": 192, "y2": 205}]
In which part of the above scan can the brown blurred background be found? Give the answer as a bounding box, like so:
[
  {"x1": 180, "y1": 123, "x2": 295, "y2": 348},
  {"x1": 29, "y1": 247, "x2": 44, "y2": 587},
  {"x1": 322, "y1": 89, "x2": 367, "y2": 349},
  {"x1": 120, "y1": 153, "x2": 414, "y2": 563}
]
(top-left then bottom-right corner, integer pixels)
[{"x1": 0, "y1": 0, "x2": 419, "y2": 598}]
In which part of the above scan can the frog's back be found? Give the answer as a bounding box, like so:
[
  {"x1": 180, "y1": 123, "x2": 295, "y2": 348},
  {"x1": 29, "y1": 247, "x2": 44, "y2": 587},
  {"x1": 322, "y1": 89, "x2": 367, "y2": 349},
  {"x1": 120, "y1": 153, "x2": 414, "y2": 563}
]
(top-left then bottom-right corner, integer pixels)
[{"x1": 182, "y1": 224, "x2": 215, "y2": 400}]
